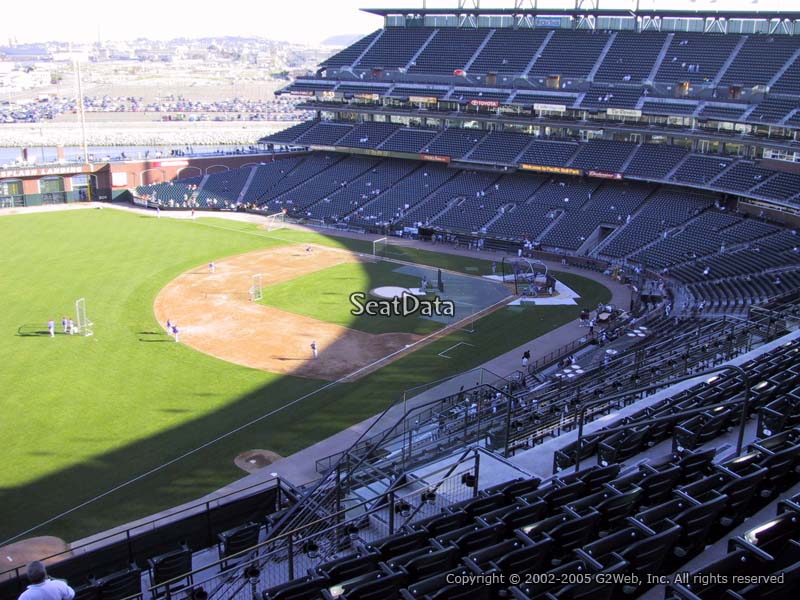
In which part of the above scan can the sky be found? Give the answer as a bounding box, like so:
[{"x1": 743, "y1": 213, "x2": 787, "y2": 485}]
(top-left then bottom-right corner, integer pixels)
[{"x1": 0, "y1": 0, "x2": 793, "y2": 46}]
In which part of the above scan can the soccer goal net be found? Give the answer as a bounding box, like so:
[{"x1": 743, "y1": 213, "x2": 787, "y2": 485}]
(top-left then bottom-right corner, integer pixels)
[
  {"x1": 250, "y1": 273, "x2": 263, "y2": 302},
  {"x1": 75, "y1": 297, "x2": 93, "y2": 337},
  {"x1": 264, "y1": 211, "x2": 286, "y2": 232},
  {"x1": 373, "y1": 237, "x2": 388, "y2": 257}
]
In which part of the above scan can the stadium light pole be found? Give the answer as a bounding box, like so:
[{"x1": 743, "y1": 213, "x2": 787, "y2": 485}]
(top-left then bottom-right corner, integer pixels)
[{"x1": 72, "y1": 44, "x2": 92, "y2": 201}]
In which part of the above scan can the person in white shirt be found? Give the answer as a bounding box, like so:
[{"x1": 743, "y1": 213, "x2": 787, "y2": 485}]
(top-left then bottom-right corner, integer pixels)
[{"x1": 19, "y1": 561, "x2": 74, "y2": 600}]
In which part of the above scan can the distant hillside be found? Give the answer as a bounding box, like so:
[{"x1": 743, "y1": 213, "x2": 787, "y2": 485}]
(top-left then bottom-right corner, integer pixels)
[{"x1": 321, "y1": 34, "x2": 366, "y2": 47}]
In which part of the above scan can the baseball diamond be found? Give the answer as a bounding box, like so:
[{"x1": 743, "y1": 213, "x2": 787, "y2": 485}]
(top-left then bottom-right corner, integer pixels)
[
  {"x1": 0, "y1": 206, "x2": 612, "y2": 548},
  {"x1": 3, "y1": 4, "x2": 800, "y2": 598}
]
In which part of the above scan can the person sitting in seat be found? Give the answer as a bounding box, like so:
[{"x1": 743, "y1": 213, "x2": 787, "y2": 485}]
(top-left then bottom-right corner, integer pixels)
[{"x1": 19, "y1": 561, "x2": 74, "y2": 600}]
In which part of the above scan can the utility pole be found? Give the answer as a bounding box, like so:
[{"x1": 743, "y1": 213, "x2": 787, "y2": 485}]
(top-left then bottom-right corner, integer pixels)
[{"x1": 72, "y1": 44, "x2": 92, "y2": 201}]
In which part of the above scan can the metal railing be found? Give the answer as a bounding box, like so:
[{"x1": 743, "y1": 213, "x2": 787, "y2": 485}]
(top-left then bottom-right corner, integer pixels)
[
  {"x1": 268, "y1": 378, "x2": 515, "y2": 549},
  {"x1": 572, "y1": 364, "x2": 750, "y2": 472},
  {"x1": 128, "y1": 451, "x2": 480, "y2": 600},
  {"x1": 313, "y1": 367, "x2": 513, "y2": 474},
  {"x1": 0, "y1": 477, "x2": 284, "y2": 587},
  {"x1": 527, "y1": 334, "x2": 590, "y2": 375},
  {"x1": 275, "y1": 366, "x2": 511, "y2": 542}
]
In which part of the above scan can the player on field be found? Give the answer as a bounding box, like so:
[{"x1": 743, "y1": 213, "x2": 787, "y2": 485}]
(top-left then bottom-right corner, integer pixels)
[
  {"x1": 48, "y1": 319, "x2": 55, "y2": 338},
  {"x1": 62, "y1": 316, "x2": 68, "y2": 334},
  {"x1": 209, "y1": 261, "x2": 215, "y2": 274},
  {"x1": 68, "y1": 318, "x2": 75, "y2": 335},
  {"x1": 311, "y1": 340, "x2": 318, "y2": 359}
]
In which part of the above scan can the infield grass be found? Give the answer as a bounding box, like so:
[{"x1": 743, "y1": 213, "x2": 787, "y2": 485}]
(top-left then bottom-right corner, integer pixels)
[
  {"x1": 260, "y1": 261, "x2": 444, "y2": 335},
  {"x1": 0, "y1": 209, "x2": 610, "y2": 544}
]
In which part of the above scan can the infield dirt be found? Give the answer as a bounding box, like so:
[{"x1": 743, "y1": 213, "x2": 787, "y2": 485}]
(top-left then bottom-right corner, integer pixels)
[{"x1": 153, "y1": 244, "x2": 422, "y2": 381}]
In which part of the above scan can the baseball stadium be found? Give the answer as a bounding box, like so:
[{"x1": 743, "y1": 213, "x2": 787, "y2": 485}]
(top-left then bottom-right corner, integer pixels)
[{"x1": 2, "y1": 2, "x2": 800, "y2": 600}]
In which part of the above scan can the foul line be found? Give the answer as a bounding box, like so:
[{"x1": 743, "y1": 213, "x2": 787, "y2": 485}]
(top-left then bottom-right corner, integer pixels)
[{"x1": 438, "y1": 341, "x2": 475, "y2": 359}]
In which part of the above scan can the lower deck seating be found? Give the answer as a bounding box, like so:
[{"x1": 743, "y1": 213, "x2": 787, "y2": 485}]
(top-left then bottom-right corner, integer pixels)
[
  {"x1": 0, "y1": 485, "x2": 286, "y2": 599},
  {"x1": 665, "y1": 494, "x2": 800, "y2": 600},
  {"x1": 261, "y1": 430, "x2": 800, "y2": 600},
  {"x1": 134, "y1": 152, "x2": 800, "y2": 311},
  {"x1": 136, "y1": 177, "x2": 202, "y2": 207},
  {"x1": 260, "y1": 120, "x2": 800, "y2": 207},
  {"x1": 554, "y1": 339, "x2": 800, "y2": 472},
  {"x1": 254, "y1": 336, "x2": 800, "y2": 600},
  {"x1": 686, "y1": 269, "x2": 800, "y2": 313}
]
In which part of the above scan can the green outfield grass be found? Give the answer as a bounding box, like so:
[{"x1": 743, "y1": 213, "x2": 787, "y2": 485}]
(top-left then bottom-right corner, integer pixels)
[{"x1": 0, "y1": 210, "x2": 611, "y2": 544}]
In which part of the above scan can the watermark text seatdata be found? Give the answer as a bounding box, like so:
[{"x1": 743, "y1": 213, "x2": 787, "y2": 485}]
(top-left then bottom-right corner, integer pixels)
[{"x1": 349, "y1": 292, "x2": 455, "y2": 318}]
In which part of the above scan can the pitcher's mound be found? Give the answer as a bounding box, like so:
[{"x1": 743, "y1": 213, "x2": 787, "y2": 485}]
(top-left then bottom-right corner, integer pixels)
[
  {"x1": 234, "y1": 449, "x2": 283, "y2": 473},
  {"x1": 0, "y1": 536, "x2": 70, "y2": 579}
]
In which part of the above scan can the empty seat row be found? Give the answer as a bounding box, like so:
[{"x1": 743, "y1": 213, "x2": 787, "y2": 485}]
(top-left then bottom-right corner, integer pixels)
[{"x1": 666, "y1": 492, "x2": 800, "y2": 600}]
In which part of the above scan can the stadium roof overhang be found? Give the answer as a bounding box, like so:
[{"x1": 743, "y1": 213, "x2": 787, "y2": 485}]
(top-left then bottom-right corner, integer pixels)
[{"x1": 361, "y1": 7, "x2": 800, "y2": 20}]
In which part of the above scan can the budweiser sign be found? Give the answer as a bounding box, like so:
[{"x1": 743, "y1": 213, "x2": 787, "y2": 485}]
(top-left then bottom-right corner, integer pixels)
[{"x1": 587, "y1": 170, "x2": 624, "y2": 180}]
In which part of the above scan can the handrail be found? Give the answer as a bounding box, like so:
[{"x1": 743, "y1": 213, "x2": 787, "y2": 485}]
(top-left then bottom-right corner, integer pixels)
[
  {"x1": 397, "y1": 447, "x2": 478, "y2": 529},
  {"x1": 316, "y1": 369, "x2": 516, "y2": 473},
  {"x1": 520, "y1": 317, "x2": 744, "y2": 407},
  {"x1": 527, "y1": 334, "x2": 589, "y2": 374},
  {"x1": 267, "y1": 379, "x2": 505, "y2": 541},
  {"x1": 573, "y1": 363, "x2": 749, "y2": 472},
  {"x1": 0, "y1": 475, "x2": 282, "y2": 578},
  {"x1": 131, "y1": 452, "x2": 478, "y2": 600},
  {"x1": 342, "y1": 383, "x2": 506, "y2": 488}
]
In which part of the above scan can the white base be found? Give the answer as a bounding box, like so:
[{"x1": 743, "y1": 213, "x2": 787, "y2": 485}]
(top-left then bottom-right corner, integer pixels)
[
  {"x1": 506, "y1": 280, "x2": 581, "y2": 306},
  {"x1": 408, "y1": 287, "x2": 430, "y2": 296}
]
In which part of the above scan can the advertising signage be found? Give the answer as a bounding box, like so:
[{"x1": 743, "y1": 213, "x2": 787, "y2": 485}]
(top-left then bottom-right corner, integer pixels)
[
  {"x1": 520, "y1": 164, "x2": 582, "y2": 176},
  {"x1": 468, "y1": 99, "x2": 500, "y2": 108},
  {"x1": 533, "y1": 103, "x2": 567, "y2": 113},
  {"x1": 587, "y1": 170, "x2": 624, "y2": 180},
  {"x1": 409, "y1": 96, "x2": 438, "y2": 104},
  {"x1": 606, "y1": 108, "x2": 642, "y2": 118},
  {"x1": 419, "y1": 154, "x2": 450, "y2": 163},
  {"x1": 0, "y1": 164, "x2": 94, "y2": 178}
]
